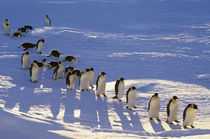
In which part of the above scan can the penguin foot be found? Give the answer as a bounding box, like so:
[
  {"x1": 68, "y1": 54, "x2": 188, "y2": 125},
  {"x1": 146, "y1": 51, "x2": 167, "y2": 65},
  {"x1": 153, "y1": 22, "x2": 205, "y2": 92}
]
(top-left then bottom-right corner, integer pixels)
[
  {"x1": 81, "y1": 89, "x2": 85, "y2": 91},
  {"x1": 118, "y1": 99, "x2": 122, "y2": 102},
  {"x1": 156, "y1": 118, "x2": 161, "y2": 121},
  {"x1": 149, "y1": 118, "x2": 153, "y2": 121},
  {"x1": 97, "y1": 94, "x2": 100, "y2": 97},
  {"x1": 133, "y1": 106, "x2": 137, "y2": 109},
  {"x1": 175, "y1": 120, "x2": 180, "y2": 123},
  {"x1": 191, "y1": 125, "x2": 195, "y2": 128},
  {"x1": 112, "y1": 96, "x2": 118, "y2": 99},
  {"x1": 183, "y1": 126, "x2": 187, "y2": 129}
]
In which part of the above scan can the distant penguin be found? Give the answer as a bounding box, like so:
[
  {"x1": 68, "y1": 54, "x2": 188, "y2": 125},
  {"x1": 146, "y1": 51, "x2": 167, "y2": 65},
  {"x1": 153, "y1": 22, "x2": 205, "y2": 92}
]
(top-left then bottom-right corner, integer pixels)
[
  {"x1": 30, "y1": 60, "x2": 39, "y2": 83},
  {"x1": 47, "y1": 50, "x2": 62, "y2": 58},
  {"x1": 36, "y1": 39, "x2": 45, "y2": 54},
  {"x1": 79, "y1": 69, "x2": 90, "y2": 91},
  {"x1": 35, "y1": 59, "x2": 46, "y2": 70},
  {"x1": 47, "y1": 61, "x2": 59, "y2": 70},
  {"x1": 88, "y1": 68, "x2": 94, "y2": 89},
  {"x1": 11, "y1": 32, "x2": 22, "y2": 38},
  {"x1": 65, "y1": 66, "x2": 74, "y2": 77},
  {"x1": 3, "y1": 19, "x2": 10, "y2": 35},
  {"x1": 148, "y1": 93, "x2": 160, "y2": 121},
  {"x1": 166, "y1": 96, "x2": 179, "y2": 124},
  {"x1": 66, "y1": 70, "x2": 77, "y2": 90},
  {"x1": 126, "y1": 86, "x2": 137, "y2": 110},
  {"x1": 183, "y1": 104, "x2": 198, "y2": 128},
  {"x1": 96, "y1": 72, "x2": 106, "y2": 97},
  {"x1": 24, "y1": 25, "x2": 33, "y2": 30},
  {"x1": 113, "y1": 77, "x2": 125, "y2": 101},
  {"x1": 53, "y1": 61, "x2": 64, "y2": 80},
  {"x1": 63, "y1": 55, "x2": 77, "y2": 64},
  {"x1": 19, "y1": 42, "x2": 36, "y2": 51},
  {"x1": 21, "y1": 51, "x2": 30, "y2": 70},
  {"x1": 18, "y1": 27, "x2": 28, "y2": 33},
  {"x1": 45, "y1": 15, "x2": 51, "y2": 27}
]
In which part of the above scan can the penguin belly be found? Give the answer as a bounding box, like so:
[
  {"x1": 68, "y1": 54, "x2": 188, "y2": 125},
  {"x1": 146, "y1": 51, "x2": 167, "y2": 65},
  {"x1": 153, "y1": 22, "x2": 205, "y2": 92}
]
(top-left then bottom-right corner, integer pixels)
[
  {"x1": 148, "y1": 99, "x2": 160, "y2": 118},
  {"x1": 127, "y1": 92, "x2": 136, "y2": 109},
  {"x1": 3, "y1": 24, "x2": 10, "y2": 35},
  {"x1": 80, "y1": 74, "x2": 89, "y2": 91},
  {"x1": 168, "y1": 102, "x2": 178, "y2": 123},
  {"x1": 96, "y1": 78, "x2": 106, "y2": 95},
  {"x1": 31, "y1": 67, "x2": 39, "y2": 82},
  {"x1": 183, "y1": 108, "x2": 196, "y2": 127},
  {"x1": 22, "y1": 56, "x2": 30, "y2": 69},
  {"x1": 67, "y1": 75, "x2": 76, "y2": 90},
  {"x1": 117, "y1": 82, "x2": 125, "y2": 99},
  {"x1": 54, "y1": 67, "x2": 64, "y2": 80},
  {"x1": 37, "y1": 42, "x2": 44, "y2": 53}
]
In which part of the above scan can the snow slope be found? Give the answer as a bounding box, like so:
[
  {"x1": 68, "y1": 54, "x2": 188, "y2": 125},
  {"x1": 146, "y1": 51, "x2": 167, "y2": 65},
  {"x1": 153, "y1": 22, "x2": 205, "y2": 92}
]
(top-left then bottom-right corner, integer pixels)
[{"x1": 0, "y1": 0, "x2": 210, "y2": 138}]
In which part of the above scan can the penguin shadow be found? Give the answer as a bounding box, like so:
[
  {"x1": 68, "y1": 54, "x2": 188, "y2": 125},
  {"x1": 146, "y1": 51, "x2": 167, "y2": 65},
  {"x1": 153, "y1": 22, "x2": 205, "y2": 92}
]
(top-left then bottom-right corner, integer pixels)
[
  {"x1": 149, "y1": 120, "x2": 165, "y2": 132},
  {"x1": 96, "y1": 97, "x2": 112, "y2": 129},
  {"x1": 137, "y1": 83, "x2": 157, "y2": 93},
  {"x1": 127, "y1": 110, "x2": 144, "y2": 131}
]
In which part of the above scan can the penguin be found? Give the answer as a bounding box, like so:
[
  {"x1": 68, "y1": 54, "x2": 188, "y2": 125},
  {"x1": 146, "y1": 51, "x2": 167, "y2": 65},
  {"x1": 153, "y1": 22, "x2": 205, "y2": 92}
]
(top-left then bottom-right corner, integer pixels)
[
  {"x1": 24, "y1": 25, "x2": 33, "y2": 30},
  {"x1": 11, "y1": 32, "x2": 22, "y2": 38},
  {"x1": 79, "y1": 69, "x2": 90, "y2": 91},
  {"x1": 73, "y1": 69, "x2": 81, "y2": 79},
  {"x1": 36, "y1": 39, "x2": 45, "y2": 54},
  {"x1": 112, "y1": 77, "x2": 125, "y2": 101},
  {"x1": 3, "y1": 19, "x2": 10, "y2": 35},
  {"x1": 47, "y1": 50, "x2": 62, "y2": 58},
  {"x1": 18, "y1": 42, "x2": 36, "y2": 51},
  {"x1": 88, "y1": 68, "x2": 94, "y2": 89},
  {"x1": 65, "y1": 66, "x2": 74, "y2": 77},
  {"x1": 96, "y1": 72, "x2": 106, "y2": 97},
  {"x1": 45, "y1": 15, "x2": 51, "y2": 27},
  {"x1": 18, "y1": 27, "x2": 28, "y2": 33},
  {"x1": 53, "y1": 61, "x2": 64, "y2": 80},
  {"x1": 63, "y1": 55, "x2": 77, "y2": 64},
  {"x1": 148, "y1": 93, "x2": 160, "y2": 121},
  {"x1": 30, "y1": 60, "x2": 39, "y2": 83},
  {"x1": 47, "y1": 61, "x2": 59, "y2": 70},
  {"x1": 126, "y1": 86, "x2": 137, "y2": 110},
  {"x1": 166, "y1": 96, "x2": 179, "y2": 124},
  {"x1": 183, "y1": 104, "x2": 198, "y2": 128},
  {"x1": 66, "y1": 70, "x2": 77, "y2": 90},
  {"x1": 21, "y1": 51, "x2": 30, "y2": 70},
  {"x1": 34, "y1": 59, "x2": 46, "y2": 70}
]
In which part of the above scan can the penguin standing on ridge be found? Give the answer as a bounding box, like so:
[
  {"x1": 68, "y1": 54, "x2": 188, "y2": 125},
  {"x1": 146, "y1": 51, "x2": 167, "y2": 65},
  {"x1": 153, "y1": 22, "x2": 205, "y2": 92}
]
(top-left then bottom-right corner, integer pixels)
[
  {"x1": 66, "y1": 71, "x2": 77, "y2": 90},
  {"x1": 88, "y1": 68, "x2": 94, "y2": 89},
  {"x1": 47, "y1": 50, "x2": 62, "y2": 59},
  {"x1": 18, "y1": 42, "x2": 36, "y2": 51},
  {"x1": 53, "y1": 61, "x2": 64, "y2": 80},
  {"x1": 30, "y1": 60, "x2": 39, "y2": 83},
  {"x1": 21, "y1": 51, "x2": 30, "y2": 70},
  {"x1": 166, "y1": 96, "x2": 180, "y2": 124},
  {"x1": 148, "y1": 93, "x2": 160, "y2": 121},
  {"x1": 96, "y1": 72, "x2": 106, "y2": 97},
  {"x1": 183, "y1": 104, "x2": 198, "y2": 128},
  {"x1": 36, "y1": 39, "x2": 45, "y2": 54},
  {"x1": 126, "y1": 86, "x2": 137, "y2": 110},
  {"x1": 79, "y1": 69, "x2": 90, "y2": 91},
  {"x1": 3, "y1": 19, "x2": 10, "y2": 35},
  {"x1": 113, "y1": 77, "x2": 125, "y2": 101},
  {"x1": 45, "y1": 15, "x2": 51, "y2": 27}
]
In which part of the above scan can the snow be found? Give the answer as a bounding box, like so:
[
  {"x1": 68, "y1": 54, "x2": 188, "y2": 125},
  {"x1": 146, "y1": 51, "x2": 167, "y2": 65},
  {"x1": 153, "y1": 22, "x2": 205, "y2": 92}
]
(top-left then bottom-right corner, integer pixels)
[{"x1": 1, "y1": 0, "x2": 210, "y2": 138}]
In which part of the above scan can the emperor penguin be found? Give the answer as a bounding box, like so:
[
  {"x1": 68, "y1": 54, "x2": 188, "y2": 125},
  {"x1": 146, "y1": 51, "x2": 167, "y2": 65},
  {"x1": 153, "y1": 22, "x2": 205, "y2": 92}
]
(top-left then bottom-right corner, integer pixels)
[
  {"x1": 166, "y1": 96, "x2": 179, "y2": 124},
  {"x1": 183, "y1": 104, "x2": 198, "y2": 128},
  {"x1": 45, "y1": 15, "x2": 51, "y2": 27},
  {"x1": 19, "y1": 42, "x2": 36, "y2": 51},
  {"x1": 79, "y1": 68, "x2": 90, "y2": 91},
  {"x1": 18, "y1": 27, "x2": 28, "y2": 33},
  {"x1": 73, "y1": 68, "x2": 81, "y2": 79},
  {"x1": 47, "y1": 50, "x2": 62, "y2": 58},
  {"x1": 96, "y1": 72, "x2": 106, "y2": 97},
  {"x1": 63, "y1": 55, "x2": 77, "y2": 64},
  {"x1": 47, "y1": 61, "x2": 59, "y2": 70},
  {"x1": 148, "y1": 93, "x2": 160, "y2": 121},
  {"x1": 11, "y1": 32, "x2": 22, "y2": 38},
  {"x1": 126, "y1": 86, "x2": 137, "y2": 110},
  {"x1": 21, "y1": 51, "x2": 30, "y2": 70},
  {"x1": 35, "y1": 59, "x2": 46, "y2": 70},
  {"x1": 65, "y1": 66, "x2": 74, "y2": 77},
  {"x1": 24, "y1": 25, "x2": 33, "y2": 30},
  {"x1": 88, "y1": 68, "x2": 94, "y2": 89},
  {"x1": 3, "y1": 19, "x2": 10, "y2": 35},
  {"x1": 53, "y1": 61, "x2": 64, "y2": 80},
  {"x1": 113, "y1": 77, "x2": 125, "y2": 101},
  {"x1": 36, "y1": 39, "x2": 45, "y2": 54},
  {"x1": 30, "y1": 60, "x2": 39, "y2": 83},
  {"x1": 66, "y1": 70, "x2": 77, "y2": 90}
]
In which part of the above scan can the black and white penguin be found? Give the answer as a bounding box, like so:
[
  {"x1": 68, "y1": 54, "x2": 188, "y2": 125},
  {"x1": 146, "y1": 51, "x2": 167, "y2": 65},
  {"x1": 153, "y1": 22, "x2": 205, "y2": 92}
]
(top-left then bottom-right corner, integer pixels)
[
  {"x1": 63, "y1": 55, "x2": 77, "y2": 64},
  {"x1": 11, "y1": 32, "x2": 22, "y2": 38},
  {"x1": 148, "y1": 93, "x2": 160, "y2": 121},
  {"x1": 18, "y1": 42, "x2": 36, "y2": 51},
  {"x1": 96, "y1": 72, "x2": 106, "y2": 97},
  {"x1": 47, "y1": 61, "x2": 59, "y2": 70},
  {"x1": 45, "y1": 15, "x2": 51, "y2": 27},
  {"x1": 65, "y1": 66, "x2": 74, "y2": 77},
  {"x1": 21, "y1": 51, "x2": 30, "y2": 70},
  {"x1": 79, "y1": 69, "x2": 90, "y2": 91},
  {"x1": 47, "y1": 50, "x2": 62, "y2": 58},
  {"x1": 24, "y1": 25, "x2": 33, "y2": 30},
  {"x1": 3, "y1": 19, "x2": 10, "y2": 35},
  {"x1": 88, "y1": 68, "x2": 94, "y2": 89},
  {"x1": 18, "y1": 27, "x2": 28, "y2": 33},
  {"x1": 66, "y1": 70, "x2": 77, "y2": 90},
  {"x1": 166, "y1": 96, "x2": 179, "y2": 124},
  {"x1": 73, "y1": 69, "x2": 81, "y2": 79},
  {"x1": 34, "y1": 59, "x2": 46, "y2": 70},
  {"x1": 126, "y1": 86, "x2": 137, "y2": 110},
  {"x1": 36, "y1": 39, "x2": 45, "y2": 54},
  {"x1": 53, "y1": 61, "x2": 64, "y2": 80},
  {"x1": 113, "y1": 77, "x2": 125, "y2": 101},
  {"x1": 30, "y1": 60, "x2": 39, "y2": 83},
  {"x1": 183, "y1": 104, "x2": 198, "y2": 128}
]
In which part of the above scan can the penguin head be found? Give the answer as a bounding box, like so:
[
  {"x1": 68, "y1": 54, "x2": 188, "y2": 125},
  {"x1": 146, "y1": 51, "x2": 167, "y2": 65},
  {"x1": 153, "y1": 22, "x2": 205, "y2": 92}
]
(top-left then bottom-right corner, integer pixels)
[
  {"x1": 120, "y1": 77, "x2": 124, "y2": 81},
  {"x1": 172, "y1": 96, "x2": 179, "y2": 100},
  {"x1": 46, "y1": 15, "x2": 49, "y2": 17},
  {"x1": 85, "y1": 68, "x2": 90, "y2": 72},
  {"x1": 101, "y1": 72, "x2": 106, "y2": 76},
  {"x1": 192, "y1": 104, "x2": 198, "y2": 109},
  {"x1": 90, "y1": 68, "x2": 94, "y2": 71},
  {"x1": 42, "y1": 59, "x2": 47, "y2": 62},
  {"x1": 33, "y1": 60, "x2": 38, "y2": 64},
  {"x1": 154, "y1": 93, "x2": 158, "y2": 97},
  {"x1": 131, "y1": 86, "x2": 136, "y2": 90},
  {"x1": 40, "y1": 39, "x2": 45, "y2": 42},
  {"x1": 25, "y1": 52, "x2": 29, "y2": 55},
  {"x1": 5, "y1": 19, "x2": 8, "y2": 22},
  {"x1": 58, "y1": 61, "x2": 62, "y2": 64}
]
